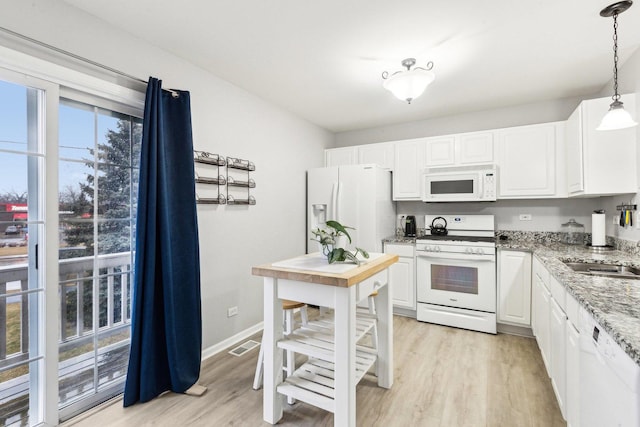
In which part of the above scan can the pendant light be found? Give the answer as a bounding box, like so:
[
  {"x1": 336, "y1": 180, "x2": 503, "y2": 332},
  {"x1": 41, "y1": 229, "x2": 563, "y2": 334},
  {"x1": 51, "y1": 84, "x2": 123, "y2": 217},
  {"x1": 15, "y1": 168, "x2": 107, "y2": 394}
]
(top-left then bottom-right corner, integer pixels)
[
  {"x1": 382, "y1": 58, "x2": 435, "y2": 104},
  {"x1": 597, "y1": 1, "x2": 638, "y2": 131}
]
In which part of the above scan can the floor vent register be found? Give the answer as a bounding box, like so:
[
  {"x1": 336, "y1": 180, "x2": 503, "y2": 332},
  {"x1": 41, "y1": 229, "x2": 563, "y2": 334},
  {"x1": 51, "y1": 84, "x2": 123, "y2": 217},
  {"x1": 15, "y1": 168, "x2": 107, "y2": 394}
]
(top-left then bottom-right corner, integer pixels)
[{"x1": 228, "y1": 340, "x2": 260, "y2": 357}]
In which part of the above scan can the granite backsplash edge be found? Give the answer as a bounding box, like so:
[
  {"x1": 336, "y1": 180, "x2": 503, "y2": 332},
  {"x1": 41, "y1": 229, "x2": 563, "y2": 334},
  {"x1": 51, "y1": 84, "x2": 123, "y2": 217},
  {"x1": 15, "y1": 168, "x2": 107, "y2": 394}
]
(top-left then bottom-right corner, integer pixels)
[{"x1": 496, "y1": 230, "x2": 640, "y2": 256}]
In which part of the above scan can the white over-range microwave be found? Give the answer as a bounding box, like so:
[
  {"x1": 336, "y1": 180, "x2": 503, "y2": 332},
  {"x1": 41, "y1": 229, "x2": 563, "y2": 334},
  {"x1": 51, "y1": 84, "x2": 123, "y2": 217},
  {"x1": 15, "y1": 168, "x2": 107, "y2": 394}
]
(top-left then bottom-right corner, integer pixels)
[{"x1": 422, "y1": 166, "x2": 497, "y2": 202}]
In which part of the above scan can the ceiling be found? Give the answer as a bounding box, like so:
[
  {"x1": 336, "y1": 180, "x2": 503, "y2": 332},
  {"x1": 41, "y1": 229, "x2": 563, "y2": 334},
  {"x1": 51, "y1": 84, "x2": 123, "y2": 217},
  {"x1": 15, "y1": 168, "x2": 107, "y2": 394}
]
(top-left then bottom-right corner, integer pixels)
[{"x1": 61, "y1": 0, "x2": 640, "y2": 133}]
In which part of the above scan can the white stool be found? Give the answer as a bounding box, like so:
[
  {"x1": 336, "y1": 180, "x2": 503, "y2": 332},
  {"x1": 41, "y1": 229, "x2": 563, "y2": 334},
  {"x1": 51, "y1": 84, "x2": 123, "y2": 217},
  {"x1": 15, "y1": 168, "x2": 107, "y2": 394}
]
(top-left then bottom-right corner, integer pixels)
[{"x1": 253, "y1": 300, "x2": 308, "y2": 396}]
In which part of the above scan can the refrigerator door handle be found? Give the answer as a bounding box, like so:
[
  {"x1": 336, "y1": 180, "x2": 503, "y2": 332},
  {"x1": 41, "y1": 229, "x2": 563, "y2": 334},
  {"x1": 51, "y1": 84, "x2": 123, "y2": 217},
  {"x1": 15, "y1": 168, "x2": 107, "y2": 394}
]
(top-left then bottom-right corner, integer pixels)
[
  {"x1": 335, "y1": 182, "x2": 342, "y2": 222},
  {"x1": 330, "y1": 182, "x2": 338, "y2": 221}
]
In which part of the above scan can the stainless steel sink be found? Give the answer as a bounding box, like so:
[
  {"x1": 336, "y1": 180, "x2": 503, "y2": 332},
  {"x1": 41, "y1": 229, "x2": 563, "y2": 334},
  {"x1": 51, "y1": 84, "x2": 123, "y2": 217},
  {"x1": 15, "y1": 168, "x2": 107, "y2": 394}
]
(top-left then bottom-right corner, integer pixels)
[{"x1": 563, "y1": 261, "x2": 640, "y2": 280}]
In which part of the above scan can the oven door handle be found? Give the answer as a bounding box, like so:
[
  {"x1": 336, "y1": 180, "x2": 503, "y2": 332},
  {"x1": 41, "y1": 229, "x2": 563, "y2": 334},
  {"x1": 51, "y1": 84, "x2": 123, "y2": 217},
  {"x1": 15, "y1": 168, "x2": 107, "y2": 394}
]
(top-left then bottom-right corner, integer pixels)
[{"x1": 417, "y1": 252, "x2": 495, "y2": 262}]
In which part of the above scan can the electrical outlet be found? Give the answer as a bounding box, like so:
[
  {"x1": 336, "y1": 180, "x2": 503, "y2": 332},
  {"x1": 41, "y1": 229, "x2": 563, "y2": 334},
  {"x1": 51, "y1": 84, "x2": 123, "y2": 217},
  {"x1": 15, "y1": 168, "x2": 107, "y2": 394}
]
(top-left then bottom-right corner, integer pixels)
[
  {"x1": 227, "y1": 306, "x2": 238, "y2": 317},
  {"x1": 613, "y1": 215, "x2": 619, "y2": 225},
  {"x1": 519, "y1": 214, "x2": 532, "y2": 221}
]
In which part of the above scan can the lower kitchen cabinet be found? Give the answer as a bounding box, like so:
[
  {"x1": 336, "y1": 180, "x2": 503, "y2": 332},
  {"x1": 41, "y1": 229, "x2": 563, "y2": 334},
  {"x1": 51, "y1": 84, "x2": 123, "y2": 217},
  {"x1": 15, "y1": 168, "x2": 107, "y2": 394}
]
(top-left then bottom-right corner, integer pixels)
[
  {"x1": 383, "y1": 243, "x2": 415, "y2": 310},
  {"x1": 566, "y1": 315, "x2": 580, "y2": 427},
  {"x1": 497, "y1": 249, "x2": 532, "y2": 326},
  {"x1": 550, "y1": 294, "x2": 567, "y2": 418},
  {"x1": 532, "y1": 257, "x2": 551, "y2": 375}
]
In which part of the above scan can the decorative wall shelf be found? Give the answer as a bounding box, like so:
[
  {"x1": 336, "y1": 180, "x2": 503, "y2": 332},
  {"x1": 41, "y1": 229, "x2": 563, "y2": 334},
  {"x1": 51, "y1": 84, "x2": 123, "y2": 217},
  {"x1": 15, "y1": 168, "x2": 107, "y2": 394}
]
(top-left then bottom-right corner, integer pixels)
[
  {"x1": 227, "y1": 177, "x2": 255, "y2": 188},
  {"x1": 227, "y1": 156, "x2": 256, "y2": 205},
  {"x1": 193, "y1": 151, "x2": 256, "y2": 206},
  {"x1": 227, "y1": 157, "x2": 255, "y2": 171},
  {"x1": 194, "y1": 150, "x2": 226, "y2": 166},
  {"x1": 196, "y1": 194, "x2": 227, "y2": 205},
  {"x1": 194, "y1": 150, "x2": 227, "y2": 204},
  {"x1": 195, "y1": 173, "x2": 226, "y2": 186}
]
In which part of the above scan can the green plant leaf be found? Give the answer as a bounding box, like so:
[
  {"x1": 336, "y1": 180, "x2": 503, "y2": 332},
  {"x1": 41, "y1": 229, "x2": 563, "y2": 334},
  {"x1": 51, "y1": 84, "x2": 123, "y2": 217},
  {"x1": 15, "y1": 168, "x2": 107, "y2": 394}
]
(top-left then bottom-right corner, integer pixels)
[
  {"x1": 344, "y1": 251, "x2": 360, "y2": 265},
  {"x1": 326, "y1": 220, "x2": 353, "y2": 243},
  {"x1": 356, "y1": 247, "x2": 369, "y2": 259},
  {"x1": 329, "y1": 248, "x2": 346, "y2": 264}
]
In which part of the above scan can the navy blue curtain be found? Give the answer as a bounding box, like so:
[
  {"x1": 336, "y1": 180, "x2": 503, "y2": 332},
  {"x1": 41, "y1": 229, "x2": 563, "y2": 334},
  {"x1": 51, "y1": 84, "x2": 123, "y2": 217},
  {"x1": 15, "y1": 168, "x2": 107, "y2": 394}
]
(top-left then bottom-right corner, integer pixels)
[{"x1": 124, "y1": 78, "x2": 202, "y2": 406}]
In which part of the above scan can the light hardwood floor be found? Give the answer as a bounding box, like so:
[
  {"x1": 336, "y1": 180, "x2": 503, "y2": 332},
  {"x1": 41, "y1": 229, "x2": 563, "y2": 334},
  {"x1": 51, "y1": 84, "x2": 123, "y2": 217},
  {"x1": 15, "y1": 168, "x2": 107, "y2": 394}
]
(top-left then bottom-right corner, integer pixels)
[{"x1": 63, "y1": 315, "x2": 565, "y2": 427}]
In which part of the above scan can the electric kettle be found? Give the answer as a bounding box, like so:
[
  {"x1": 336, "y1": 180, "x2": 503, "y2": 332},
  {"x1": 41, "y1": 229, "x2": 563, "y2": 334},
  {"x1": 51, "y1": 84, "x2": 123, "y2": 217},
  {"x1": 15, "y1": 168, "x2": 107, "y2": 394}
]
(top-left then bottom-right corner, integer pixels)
[{"x1": 405, "y1": 215, "x2": 417, "y2": 237}]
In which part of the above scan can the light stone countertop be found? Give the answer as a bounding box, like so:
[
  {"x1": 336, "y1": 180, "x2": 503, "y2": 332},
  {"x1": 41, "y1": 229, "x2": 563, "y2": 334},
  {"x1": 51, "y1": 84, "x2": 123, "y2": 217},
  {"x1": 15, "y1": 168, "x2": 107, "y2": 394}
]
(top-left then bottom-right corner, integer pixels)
[
  {"x1": 382, "y1": 232, "x2": 640, "y2": 365},
  {"x1": 498, "y1": 238, "x2": 640, "y2": 366}
]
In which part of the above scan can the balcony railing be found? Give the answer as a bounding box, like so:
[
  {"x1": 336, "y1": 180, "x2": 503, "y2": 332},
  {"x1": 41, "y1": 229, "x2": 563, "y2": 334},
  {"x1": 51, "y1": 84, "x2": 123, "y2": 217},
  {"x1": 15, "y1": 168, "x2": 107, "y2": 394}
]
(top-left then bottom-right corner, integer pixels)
[{"x1": 0, "y1": 252, "x2": 133, "y2": 426}]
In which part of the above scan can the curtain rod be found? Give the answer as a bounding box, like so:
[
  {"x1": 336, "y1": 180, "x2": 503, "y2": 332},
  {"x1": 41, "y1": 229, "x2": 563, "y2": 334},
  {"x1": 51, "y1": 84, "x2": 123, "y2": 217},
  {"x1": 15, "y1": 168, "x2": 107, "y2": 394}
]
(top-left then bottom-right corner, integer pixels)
[{"x1": 0, "y1": 25, "x2": 180, "y2": 97}]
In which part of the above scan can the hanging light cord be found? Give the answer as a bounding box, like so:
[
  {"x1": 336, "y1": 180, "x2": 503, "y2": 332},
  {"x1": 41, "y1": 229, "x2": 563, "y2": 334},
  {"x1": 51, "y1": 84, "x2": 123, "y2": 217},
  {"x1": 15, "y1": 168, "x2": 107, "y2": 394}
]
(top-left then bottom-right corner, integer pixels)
[{"x1": 612, "y1": 11, "x2": 620, "y2": 102}]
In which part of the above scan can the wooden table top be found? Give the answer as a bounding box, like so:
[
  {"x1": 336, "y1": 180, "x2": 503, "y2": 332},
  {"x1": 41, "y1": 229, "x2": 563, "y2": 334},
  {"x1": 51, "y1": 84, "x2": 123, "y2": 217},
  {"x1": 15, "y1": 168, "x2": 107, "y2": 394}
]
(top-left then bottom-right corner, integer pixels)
[{"x1": 252, "y1": 253, "x2": 398, "y2": 288}]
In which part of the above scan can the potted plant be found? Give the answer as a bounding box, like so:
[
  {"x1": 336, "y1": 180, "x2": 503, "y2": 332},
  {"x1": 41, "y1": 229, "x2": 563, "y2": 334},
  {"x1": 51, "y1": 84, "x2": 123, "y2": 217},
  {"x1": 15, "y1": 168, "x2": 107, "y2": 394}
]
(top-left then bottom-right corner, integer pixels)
[{"x1": 310, "y1": 220, "x2": 369, "y2": 265}]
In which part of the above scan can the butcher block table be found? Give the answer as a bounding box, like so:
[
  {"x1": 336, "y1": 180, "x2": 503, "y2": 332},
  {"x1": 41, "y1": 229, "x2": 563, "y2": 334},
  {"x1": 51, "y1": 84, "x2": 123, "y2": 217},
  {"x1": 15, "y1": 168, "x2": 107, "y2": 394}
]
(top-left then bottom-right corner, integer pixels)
[{"x1": 252, "y1": 252, "x2": 398, "y2": 427}]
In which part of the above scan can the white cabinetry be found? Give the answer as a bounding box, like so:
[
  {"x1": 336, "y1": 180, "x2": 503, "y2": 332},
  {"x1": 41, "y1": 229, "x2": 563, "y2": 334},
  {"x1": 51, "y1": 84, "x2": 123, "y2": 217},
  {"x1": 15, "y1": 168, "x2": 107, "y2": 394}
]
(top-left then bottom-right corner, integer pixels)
[
  {"x1": 532, "y1": 257, "x2": 570, "y2": 421},
  {"x1": 532, "y1": 257, "x2": 551, "y2": 374},
  {"x1": 549, "y1": 289, "x2": 567, "y2": 418},
  {"x1": 565, "y1": 293, "x2": 580, "y2": 427},
  {"x1": 383, "y1": 243, "x2": 415, "y2": 310},
  {"x1": 565, "y1": 94, "x2": 637, "y2": 196},
  {"x1": 358, "y1": 143, "x2": 394, "y2": 170},
  {"x1": 325, "y1": 143, "x2": 394, "y2": 169},
  {"x1": 497, "y1": 122, "x2": 565, "y2": 198},
  {"x1": 424, "y1": 131, "x2": 494, "y2": 167},
  {"x1": 325, "y1": 147, "x2": 357, "y2": 167},
  {"x1": 393, "y1": 138, "x2": 425, "y2": 200},
  {"x1": 497, "y1": 249, "x2": 532, "y2": 326}
]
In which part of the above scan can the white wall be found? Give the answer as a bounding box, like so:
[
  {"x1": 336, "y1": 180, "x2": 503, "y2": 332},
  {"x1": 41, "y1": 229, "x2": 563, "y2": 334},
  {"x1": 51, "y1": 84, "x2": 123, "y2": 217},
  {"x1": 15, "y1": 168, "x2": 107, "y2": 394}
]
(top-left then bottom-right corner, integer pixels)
[
  {"x1": 598, "y1": 48, "x2": 640, "y2": 242},
  {"x1": 397, "y1": 199, "x2": 601, "y2": 233},
  {"x1": 335, "y1": 95, "x2": 589, "y2": 147},
  {"x1": 0, "y1": 1, "x2": 334, "y2": 351}
]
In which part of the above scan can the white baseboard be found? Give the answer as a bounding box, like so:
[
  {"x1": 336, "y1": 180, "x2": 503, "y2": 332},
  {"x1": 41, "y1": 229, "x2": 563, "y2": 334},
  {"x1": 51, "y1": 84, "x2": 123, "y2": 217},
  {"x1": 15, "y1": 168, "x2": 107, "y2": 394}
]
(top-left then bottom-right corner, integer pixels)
[{"x1": 201, "y1": 321, "x2": 264, "y2": 361}]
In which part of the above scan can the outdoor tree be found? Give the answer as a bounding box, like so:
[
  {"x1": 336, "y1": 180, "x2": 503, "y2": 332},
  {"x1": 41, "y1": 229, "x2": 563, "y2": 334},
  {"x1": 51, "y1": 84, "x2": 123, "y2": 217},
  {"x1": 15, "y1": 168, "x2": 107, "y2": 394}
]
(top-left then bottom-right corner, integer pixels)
[
  {"x1": 62, "y1": 118, "x2": 141, "y2": 257},
  {"x1": 60, "y1": 117, "x2": 141, "y2": 329}
]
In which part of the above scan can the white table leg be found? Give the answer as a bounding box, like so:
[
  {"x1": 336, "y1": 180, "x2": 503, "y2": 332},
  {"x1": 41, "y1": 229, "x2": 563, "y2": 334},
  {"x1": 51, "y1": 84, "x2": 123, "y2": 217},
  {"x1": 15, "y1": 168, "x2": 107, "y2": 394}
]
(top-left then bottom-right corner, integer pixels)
[
  {"x1": 263, "y1": 277, "x2": 284, "y2": 424},
  {"x1": 333, "y1": 285, "x2": 356, "y2": 427},
  {"x1": 376, "y1": 283, "x2": 393, "y2": 389}
]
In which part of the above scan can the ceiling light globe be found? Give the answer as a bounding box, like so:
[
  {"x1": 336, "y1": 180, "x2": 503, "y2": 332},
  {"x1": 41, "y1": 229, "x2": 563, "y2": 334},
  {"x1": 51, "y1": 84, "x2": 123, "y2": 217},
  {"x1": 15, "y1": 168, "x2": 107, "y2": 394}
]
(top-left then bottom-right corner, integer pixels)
[
  {"x1": 383, "y1": 68, "x2": 435, "y2": 104},
  {"x1": 597, "y1": 101, "x2": 638, "y2": 131}
]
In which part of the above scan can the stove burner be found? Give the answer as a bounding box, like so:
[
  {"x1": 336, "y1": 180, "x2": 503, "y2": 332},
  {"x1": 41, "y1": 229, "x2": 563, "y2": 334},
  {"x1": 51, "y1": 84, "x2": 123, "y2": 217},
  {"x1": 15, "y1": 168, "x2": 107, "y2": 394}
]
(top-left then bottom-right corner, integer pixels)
[{"x1": 417, "y1": 235, "x2": 496, "y2": 243}]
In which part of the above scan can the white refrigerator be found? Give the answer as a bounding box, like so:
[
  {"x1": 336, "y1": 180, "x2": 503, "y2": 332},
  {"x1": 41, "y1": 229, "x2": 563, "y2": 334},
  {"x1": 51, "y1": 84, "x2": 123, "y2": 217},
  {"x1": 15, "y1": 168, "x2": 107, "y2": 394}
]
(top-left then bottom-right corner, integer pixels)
[{"x1": 307, "y1": 164, "x2": 395, "y2": 254}]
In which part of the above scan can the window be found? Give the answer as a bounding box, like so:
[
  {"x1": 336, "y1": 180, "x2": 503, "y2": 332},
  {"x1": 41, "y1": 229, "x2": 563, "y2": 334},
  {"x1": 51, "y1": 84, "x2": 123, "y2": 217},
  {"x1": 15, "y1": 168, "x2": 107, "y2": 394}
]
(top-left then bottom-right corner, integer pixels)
[
  {"x1": 57, "y1": 98, "x2": 141, "y2": 418},
  {"x1": 0, "y1": 73, "x2": 51, "y2": 427}
]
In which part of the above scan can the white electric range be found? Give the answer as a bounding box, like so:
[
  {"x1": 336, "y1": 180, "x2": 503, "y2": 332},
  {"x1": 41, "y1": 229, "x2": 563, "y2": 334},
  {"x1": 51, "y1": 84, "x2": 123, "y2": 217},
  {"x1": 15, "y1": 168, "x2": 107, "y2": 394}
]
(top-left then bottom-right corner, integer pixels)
[{"x1": 415, "y1": 214, "x2": 497, "y2": 334}]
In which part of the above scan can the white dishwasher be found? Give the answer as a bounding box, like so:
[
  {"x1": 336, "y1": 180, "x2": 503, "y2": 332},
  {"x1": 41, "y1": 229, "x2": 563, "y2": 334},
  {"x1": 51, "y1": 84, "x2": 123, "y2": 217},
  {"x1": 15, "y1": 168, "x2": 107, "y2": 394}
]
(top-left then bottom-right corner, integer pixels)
[{"x1": 579, "y1": 307, "x2": 640, "y2": 427}]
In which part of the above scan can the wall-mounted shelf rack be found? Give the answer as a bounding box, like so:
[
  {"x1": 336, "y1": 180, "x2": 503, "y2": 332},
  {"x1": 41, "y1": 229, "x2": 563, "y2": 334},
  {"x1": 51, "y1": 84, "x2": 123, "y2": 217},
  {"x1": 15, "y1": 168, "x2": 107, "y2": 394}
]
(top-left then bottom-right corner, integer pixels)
[
  {"x1": 227, "y1": 156, "x2": 256, "y2": 205},
  {"x1": 194, "y1": 150, "x2": 227, "y2": 204},
  {"x1": 193, "y1": 151, "x2": 256, "y2": 206},
  {"x1": 194, "y1": 150, "x2": 226, "y2": 166},
  {"x1": 227, "y1": 195, "x2": 256, "y2": 205},
  {"x1": 227, "y1": 177, "x2": 255, "y2": 188},
  {"x1": 195, "y1": 173, "x2": 226, "y2": 185},
  {"x1": 616, "y1": 204, "x2": 637, "y2": 211},
  {"x1": 227, "y1": 157, "x2": 255, "y2": 171},
  {"x1": 196, "y1": 194, "x2": 227, "y2": 205}
]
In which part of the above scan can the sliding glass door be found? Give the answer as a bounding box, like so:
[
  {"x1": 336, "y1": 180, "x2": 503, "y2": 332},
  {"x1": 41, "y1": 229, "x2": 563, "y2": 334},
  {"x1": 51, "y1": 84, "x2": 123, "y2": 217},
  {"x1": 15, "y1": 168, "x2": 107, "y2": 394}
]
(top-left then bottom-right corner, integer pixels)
[
  {"x1": 0, "y1": 65, "x2": 142, "y2": 425},
  {"x1": 57, "y1": 97, "x2": 141, "y2": 420},
  {"x1": 0, "y1": 70, "x2": 58, "y2": 427}
]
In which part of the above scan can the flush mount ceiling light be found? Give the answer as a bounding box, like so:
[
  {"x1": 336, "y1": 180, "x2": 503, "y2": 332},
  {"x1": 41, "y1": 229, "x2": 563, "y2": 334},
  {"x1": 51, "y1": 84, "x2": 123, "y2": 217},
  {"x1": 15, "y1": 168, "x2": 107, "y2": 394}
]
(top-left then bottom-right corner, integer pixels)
[
  {"x1": 597, "y1": 1, "x2": 638, "y2": 131},
  {"x1": 382, "y1": 58, "x2": 435, "y2": 104}
]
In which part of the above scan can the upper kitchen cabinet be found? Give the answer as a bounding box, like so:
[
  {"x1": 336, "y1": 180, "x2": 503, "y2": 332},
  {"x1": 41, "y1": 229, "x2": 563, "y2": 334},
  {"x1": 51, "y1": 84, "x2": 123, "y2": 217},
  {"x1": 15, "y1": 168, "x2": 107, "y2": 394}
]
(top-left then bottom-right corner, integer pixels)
[
  {"x1": 565, "y1": 94, "x2": 637, "y2": 197},
  {"x1": 325, "y1": 146, "x2": 357, "y2": 167},
  {"x1": 393, "y1": 138, "x2": 426, "y2": 200},
  {"x1": 357, "y1": 142, "x2": 394, "y2": 170},
  {"x1": 497, "y1": 122, "x2": 566, "y2": 198},
  {"x1": 424, "y1": 131, "x2": 494, "y2": 167},
  {"x1": 325, "y1": 143, "x2": 394, "y2": 170}
]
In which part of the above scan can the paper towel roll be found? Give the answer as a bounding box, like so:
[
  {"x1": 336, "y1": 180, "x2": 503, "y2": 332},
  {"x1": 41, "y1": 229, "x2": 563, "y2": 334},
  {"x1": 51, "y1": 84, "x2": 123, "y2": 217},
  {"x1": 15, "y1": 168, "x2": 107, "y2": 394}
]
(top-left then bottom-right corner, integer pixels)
[{"x1": 592, "y1": 213, "x2": 606, "y2": 246}]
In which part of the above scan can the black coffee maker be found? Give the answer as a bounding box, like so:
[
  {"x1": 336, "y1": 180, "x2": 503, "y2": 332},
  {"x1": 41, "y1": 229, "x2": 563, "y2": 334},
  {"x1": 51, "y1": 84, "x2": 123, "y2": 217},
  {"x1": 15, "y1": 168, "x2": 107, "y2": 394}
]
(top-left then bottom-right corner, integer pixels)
[{"x1": 404, "y1": 215, "x2": 417, "y2": 237}]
